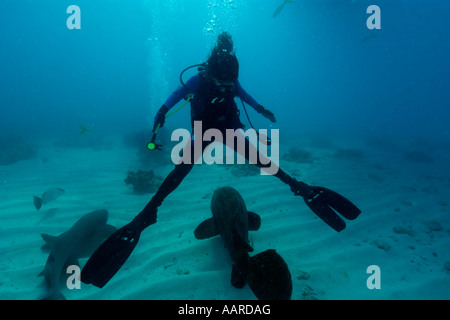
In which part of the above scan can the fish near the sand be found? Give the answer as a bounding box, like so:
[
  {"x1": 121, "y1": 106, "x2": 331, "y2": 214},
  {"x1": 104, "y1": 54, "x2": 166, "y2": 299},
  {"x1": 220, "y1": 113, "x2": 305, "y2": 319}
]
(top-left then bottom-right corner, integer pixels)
[
  {"x1": 38, "y1": 209, "x2": 117, "y2": 299},
  {"x1": 33, "y1": 187, "x2": 65, "y2": 210},
  {"x1": 273, "y1": 0, "x2": 294, "y2": 18},
  {"x1": 194, "y1": 186, "x2": 292, "y2": 300}
]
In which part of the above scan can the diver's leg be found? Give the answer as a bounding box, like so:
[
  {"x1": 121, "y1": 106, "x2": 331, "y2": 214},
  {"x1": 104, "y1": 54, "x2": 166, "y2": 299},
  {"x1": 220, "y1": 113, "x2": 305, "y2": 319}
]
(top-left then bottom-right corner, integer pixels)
[
  {"x1": 132, "y1": 138, "x2": 209, "y2": 229},
  {"x1": 230, "y1": 130, "x2": 311, "y2": 196},
  {"x1": 132, "y1": 162, "x2": 194, "y2": 229},
  {"x1": 229, "y1": 130, "x2": 361, "y2": 233}
]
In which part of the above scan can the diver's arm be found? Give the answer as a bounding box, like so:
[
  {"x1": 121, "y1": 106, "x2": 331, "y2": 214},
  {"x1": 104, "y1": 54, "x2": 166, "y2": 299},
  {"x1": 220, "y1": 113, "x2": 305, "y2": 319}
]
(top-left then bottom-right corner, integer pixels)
[
  {"x1": 236, "y1": 82, "x2": 259, "y2": 109},
  {"x1": 153, "y1": 75, "x2": 200, "y2": 131},
  {"x1": 237, "y1": 82, "x2": 276, "y2": 123},
  {"x1": 163, "y1": 74, "x2": 199, "y2": 109}
]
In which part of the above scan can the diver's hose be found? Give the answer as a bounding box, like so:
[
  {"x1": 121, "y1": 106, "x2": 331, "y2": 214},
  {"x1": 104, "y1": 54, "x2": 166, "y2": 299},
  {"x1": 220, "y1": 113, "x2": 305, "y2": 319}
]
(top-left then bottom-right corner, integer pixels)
[{"x1": 180, "y1": 63, "x2": 206, "y2": 90}]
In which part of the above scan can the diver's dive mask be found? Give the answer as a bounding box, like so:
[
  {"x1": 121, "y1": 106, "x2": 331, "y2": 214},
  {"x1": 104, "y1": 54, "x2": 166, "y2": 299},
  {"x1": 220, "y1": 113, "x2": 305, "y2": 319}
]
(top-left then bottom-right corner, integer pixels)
[
  {"x1": 213, "y1": 77, "x2": 235, "y2": 92},
  {"x1": 213, "y1": 78, "x2": 235, "y2": 87}
]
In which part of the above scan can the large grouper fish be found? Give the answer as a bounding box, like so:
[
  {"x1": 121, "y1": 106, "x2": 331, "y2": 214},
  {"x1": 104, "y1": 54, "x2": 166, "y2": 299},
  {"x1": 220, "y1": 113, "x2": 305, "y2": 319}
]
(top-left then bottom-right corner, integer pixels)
[{"x1": 194, "y1": 186, "x2": 292, "y2": 300}]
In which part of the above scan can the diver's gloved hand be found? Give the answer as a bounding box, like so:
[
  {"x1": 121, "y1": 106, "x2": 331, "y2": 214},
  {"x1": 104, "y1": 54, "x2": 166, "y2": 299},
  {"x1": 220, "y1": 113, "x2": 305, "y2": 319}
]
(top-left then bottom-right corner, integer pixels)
[
  {"x1": 256, "y1": 104, "x2": 276, "y2": 123},
  {"x1": 153, "y1": 105, "x2": 169, "y2": 132}
]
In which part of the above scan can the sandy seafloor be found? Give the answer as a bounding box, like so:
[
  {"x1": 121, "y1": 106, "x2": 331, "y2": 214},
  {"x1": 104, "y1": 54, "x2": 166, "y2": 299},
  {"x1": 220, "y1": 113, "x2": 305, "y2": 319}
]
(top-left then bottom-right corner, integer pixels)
[{"x1": 1, "y1": 132, "x2": 449, "y2": 300}]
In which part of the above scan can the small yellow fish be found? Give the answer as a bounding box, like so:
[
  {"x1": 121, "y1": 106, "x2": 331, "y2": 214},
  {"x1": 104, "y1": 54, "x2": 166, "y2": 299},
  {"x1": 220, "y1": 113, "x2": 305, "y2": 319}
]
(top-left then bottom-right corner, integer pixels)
[{"x1": 79, "y1": 124, "x2": 88, "y2": 134}]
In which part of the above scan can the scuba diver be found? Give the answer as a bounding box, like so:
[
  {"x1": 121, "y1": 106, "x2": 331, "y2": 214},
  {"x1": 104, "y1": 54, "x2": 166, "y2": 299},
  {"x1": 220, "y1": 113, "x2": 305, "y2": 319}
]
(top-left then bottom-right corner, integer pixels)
[{"x1": 82, "y1": 32, "x2": 361, "y2": 288}]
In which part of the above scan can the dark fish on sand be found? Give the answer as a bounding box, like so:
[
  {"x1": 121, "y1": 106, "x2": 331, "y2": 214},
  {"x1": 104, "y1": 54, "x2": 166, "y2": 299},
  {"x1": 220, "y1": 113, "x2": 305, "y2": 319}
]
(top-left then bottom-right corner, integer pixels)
[
  {"x1": 33, "y1": 187, "x2": 65, "y2": 210},
  {"x1": 38, "y1": 209, "x2": 117, "y2": 299},
  {"x1": 194, "y1": 186, "x2": 292, "y2": 300}
]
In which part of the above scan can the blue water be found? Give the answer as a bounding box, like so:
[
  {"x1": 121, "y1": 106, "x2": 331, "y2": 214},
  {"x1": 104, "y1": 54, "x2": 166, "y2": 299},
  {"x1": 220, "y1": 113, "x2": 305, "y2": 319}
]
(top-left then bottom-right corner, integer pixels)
[
  {"x1": 2, "y1": 0, "x2": 449, "y2": 140},
  {"x1": 1, "y1": 0, "x2": 450, "y2": 300}
]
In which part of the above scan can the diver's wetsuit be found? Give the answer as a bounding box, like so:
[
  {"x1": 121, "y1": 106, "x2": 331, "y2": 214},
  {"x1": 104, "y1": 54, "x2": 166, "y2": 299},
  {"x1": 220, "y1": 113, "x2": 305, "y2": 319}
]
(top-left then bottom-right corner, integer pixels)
[
  {"x1": 165, "y1": 73, "x2": 260, "y2": 130},
  {"x1": 136, "y1": 73, "x2": 295, "y2": 227}
]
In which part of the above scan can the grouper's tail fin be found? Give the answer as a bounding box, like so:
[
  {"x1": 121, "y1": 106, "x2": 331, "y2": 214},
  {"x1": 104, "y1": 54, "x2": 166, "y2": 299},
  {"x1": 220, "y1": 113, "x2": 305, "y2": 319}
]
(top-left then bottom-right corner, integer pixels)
[{"x1": 246, "y1": 249, "x2": 292, "y2": 300}]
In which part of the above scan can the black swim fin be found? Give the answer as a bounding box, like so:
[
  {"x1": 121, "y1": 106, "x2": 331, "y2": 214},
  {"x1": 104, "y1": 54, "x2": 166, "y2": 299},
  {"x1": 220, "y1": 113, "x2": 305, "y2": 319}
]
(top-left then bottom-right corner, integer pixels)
[
  {"x1": 290, "y1": 179, "x2": 361, "y2": 232},
  {"x1": 81, "y1": 221, "x2": 141, "y2": 288},
  {"x1": 81, "y1": 209, "x2": 157, "y2": 288}
]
